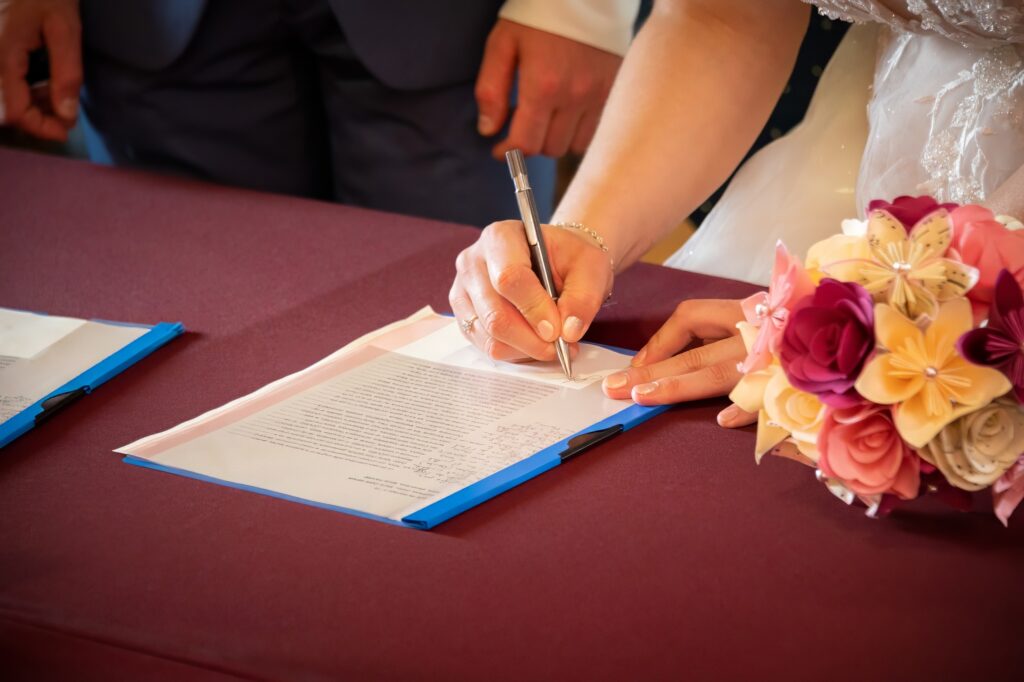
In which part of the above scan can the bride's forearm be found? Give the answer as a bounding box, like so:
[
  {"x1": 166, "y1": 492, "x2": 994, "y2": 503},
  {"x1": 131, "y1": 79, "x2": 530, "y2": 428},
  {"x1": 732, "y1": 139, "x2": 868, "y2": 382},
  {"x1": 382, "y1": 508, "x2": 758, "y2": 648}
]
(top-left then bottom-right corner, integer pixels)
[
  {"x1": 985, "y1": 163, "x2": 1024, "y2": 219},
  {"x1": 552, "y1": 0, "x2": 808, "y2": 270}
]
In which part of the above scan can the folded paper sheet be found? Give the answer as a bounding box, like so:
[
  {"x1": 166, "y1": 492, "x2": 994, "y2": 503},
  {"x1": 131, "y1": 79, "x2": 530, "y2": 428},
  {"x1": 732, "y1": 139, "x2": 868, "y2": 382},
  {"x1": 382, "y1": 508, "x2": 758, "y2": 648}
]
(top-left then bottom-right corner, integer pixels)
[{"x1": 119, "y1": 308, "x2": 649, "y2": 527}]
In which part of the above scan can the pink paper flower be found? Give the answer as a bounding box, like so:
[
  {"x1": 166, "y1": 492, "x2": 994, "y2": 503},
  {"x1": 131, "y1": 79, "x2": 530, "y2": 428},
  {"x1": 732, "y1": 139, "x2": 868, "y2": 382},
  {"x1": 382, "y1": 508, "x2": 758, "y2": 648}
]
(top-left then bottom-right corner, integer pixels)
[
  {"x1": 779, "y1": 279, "x2": 874, "y2": 407},
  {"x1": 739, "y1": 242, "x2": 815, "y2": 374},
  {"x1": 818, "y1": 404, "x2": 920, "y2": 499},
  {"x1": 949, "y1": 204, "x2": 1024, "y2": 320},
  {"x1": 868, "y1": 195, "x2": 957, "y2": 230},
  {"x1": 993, "y1": 458, "x2": 1024, "y2": 527}
]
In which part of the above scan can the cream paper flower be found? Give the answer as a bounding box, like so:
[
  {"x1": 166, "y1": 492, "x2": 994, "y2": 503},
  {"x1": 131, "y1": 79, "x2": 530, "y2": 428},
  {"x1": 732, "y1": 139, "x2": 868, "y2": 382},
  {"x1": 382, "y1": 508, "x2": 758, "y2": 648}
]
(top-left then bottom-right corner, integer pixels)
[
  {"x1": 920, "y1": 399, "x2": 1024, "y2": 491},
  {"x1": 815, "y1": 209, "x2": 978, "y2": 320},
  {"x1": 730, "y1": 322, "x2": 824, "y2": 464},
  {"x1": 762, "y1": 371, "x2": 825, "y2": 464},
  {"x1": 855, "y1": 299, "x2": 1011, "y2": 448}
]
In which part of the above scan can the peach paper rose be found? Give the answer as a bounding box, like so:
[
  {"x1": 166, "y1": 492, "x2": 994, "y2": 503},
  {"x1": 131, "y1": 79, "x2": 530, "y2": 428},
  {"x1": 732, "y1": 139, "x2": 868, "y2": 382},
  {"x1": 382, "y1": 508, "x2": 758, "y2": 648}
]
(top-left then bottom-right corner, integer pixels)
[
  {"x1": 818, "y1": 404, "x2": 920, "y2": 499},
  {"x1": 949, "y1": 205, "x2": 1024, "y2": 320}
]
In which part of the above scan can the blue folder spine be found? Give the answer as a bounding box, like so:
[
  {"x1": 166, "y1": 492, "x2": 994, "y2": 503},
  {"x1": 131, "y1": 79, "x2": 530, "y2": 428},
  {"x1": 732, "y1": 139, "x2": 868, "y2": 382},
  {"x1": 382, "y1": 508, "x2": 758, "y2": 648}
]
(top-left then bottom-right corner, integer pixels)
[
  {"x1": 0, "y1": 321, "x2": 184, "y2": 448},
  {"x1": 401, "y1": 401, "x2": 670, "y2": 529}
]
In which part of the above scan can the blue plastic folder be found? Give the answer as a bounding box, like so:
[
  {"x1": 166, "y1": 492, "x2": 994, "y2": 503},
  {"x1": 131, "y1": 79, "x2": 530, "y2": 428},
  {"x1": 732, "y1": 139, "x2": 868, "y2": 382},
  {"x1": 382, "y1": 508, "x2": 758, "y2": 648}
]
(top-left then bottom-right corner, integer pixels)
[
  {"x1": 0, "y1": 317, "x2": 184, "y2": 448},
  {"x1": 123, "y1": 341, "x2": 669, "y2": 531},
  {"x1": 401, "y1": 397, "x2": 670, "y2": 529}
]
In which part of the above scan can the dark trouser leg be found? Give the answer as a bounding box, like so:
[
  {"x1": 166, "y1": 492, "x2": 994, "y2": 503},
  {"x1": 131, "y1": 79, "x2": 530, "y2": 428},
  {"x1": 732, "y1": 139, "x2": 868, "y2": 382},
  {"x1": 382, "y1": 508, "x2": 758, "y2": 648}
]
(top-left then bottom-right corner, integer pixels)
[{"x1": 80, "y1": 0, "x2": 332, "y2": 199}]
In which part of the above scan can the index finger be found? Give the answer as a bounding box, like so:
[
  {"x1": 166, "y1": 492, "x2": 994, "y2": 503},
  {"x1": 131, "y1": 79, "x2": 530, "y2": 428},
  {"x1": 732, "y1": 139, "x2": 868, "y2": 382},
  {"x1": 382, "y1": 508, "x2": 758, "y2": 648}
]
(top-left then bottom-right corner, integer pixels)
[
  {"x1": 491, "y1": 100, "x2": 551, "y2": 160},
  {"x1": 482, "y1": 221, "x2": 561, "y2": 343},
  {"x1": 1, "y1": 37, "x2": 33, "y2": 126},
  {"x1": 42, "y1": 11, "x2": 82, "y2": 121},
  {"x1": 634, "y1": 299, "x2": 744, "y2": 367}
]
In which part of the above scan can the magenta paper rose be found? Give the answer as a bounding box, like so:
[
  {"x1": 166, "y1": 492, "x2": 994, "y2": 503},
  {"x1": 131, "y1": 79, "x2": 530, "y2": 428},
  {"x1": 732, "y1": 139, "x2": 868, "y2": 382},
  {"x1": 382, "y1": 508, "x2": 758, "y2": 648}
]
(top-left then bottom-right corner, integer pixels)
[
  {"x1": 818, "y1": 404, "x2": 921, "y2": 499},
  {"x1": 958, "y1": 270, "x2": 1024, "y2": 403},
  {"x1": 868, "y1": 195, "x2": 957, "y2": 230},
  {"x1": 779, "y1": 278, "x2": 874, "y2": 407},
  {"x1": 949, "y1": 204, "x2": 1024, "y2": 319}
]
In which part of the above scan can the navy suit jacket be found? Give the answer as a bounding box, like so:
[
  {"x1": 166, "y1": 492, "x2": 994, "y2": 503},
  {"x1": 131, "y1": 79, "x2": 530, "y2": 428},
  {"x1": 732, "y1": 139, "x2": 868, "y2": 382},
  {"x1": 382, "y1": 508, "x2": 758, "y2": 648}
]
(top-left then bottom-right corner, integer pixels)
[{"x1": 81, "y1": 0, "x2": 505, "y2": 89}]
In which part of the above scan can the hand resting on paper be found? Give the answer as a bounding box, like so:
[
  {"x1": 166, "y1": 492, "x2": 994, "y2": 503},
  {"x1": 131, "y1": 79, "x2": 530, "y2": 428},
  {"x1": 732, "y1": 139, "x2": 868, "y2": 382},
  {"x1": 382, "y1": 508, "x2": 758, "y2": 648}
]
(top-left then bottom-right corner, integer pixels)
[
  {"x1": 600, "y1": 298, "x2": 755, "y2": 429},
  {"x1": 449, "y1": 220, "x2": 613, "y2": 364}
]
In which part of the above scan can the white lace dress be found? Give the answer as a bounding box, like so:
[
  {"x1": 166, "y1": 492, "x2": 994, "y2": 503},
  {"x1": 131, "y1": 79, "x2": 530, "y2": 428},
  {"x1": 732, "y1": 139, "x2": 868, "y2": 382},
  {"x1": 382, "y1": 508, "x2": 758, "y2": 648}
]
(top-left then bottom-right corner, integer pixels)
[{"x1": 665, "y1": 0, "x2": 1024, "y2": 285}]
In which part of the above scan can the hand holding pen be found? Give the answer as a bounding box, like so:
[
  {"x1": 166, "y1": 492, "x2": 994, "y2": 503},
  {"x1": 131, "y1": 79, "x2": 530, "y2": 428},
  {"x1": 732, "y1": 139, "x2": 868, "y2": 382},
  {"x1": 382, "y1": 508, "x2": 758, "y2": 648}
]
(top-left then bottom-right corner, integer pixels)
[{"x1": 448, "y1": 151, "x2": 614, "y2": 370}]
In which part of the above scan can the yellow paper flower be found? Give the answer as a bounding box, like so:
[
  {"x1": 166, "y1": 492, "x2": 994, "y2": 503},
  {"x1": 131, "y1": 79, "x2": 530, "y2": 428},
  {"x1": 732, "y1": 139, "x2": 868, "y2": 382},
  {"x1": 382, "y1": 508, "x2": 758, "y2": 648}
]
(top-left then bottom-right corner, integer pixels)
[
  {"x1": 805, "y1": 233, "x2": 870, "y2": 283},
  {"x1": 730, "y1": 322, "x2": 823, "y2": 464},
  {"x1": 854, "y1": 299, "x2": 1011, "y2": 448},
  {"x1": 819, "y1": 210, "x2": 978, "y2": 320}
]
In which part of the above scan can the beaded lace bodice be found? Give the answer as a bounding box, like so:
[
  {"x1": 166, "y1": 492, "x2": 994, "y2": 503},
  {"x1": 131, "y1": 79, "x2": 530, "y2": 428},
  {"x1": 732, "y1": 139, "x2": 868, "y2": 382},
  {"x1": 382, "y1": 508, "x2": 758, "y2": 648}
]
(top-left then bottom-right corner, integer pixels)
[
  {"x1": 809, "y1": 0, "x2": 1024, "y2": 206},
  {"x1": 807, "y1": 0, "x2": 1024, "y2": 48}
]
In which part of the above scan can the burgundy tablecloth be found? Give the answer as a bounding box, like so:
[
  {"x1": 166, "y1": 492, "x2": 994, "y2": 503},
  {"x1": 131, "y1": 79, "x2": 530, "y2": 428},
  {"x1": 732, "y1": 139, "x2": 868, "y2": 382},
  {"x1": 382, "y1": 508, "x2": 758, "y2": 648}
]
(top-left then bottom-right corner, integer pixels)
[{"x1": 1, "y1": 149, "x2": 1022, "y2": 681}]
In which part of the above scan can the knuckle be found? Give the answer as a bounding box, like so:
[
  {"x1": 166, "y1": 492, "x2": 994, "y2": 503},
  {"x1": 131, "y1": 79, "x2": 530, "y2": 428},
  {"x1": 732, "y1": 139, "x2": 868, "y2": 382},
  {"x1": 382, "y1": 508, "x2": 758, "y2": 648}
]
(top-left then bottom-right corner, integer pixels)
[
  {"x1": 674, "y1": 299, "x2": 693, "y2": 317},
  {"x1": 536, "y1": 74, "x2": 562, "y2": 99},
  {"x1": 493, "y1": 264, "x2": 529, "y2": 297},
  {"x1": 454, "y1": 249, "x2": 472, "y2": 273},
  {"x1": 706, "y1": 362, "x2": 734, "y2": 387},
  {"x1": 568, "y1": 77, "x2": 595, "y2": 102},
  {"x1": 474, "y1": 83, "x2": 500, "y2": 108},
  {"x1": 485, "y1": 220, "x2": 517, "y2": 242},
  {"x1": 679, "y1": 346, "x2": 708, "y2": 372},
  {"x1": 483, "y1": 335, "x2": 504, "y2": 361},
  {"x1": 448, "y1": 286, "x2": 466, "y2": 309},
  {"x1": 482, "y1": 308, "x2": 510, "y2": 339}
]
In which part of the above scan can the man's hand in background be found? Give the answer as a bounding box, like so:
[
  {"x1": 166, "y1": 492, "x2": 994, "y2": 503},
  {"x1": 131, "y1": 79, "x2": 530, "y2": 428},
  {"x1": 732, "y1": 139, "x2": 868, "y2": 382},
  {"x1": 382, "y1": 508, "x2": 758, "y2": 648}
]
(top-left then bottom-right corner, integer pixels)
[
  {"x1": 0, "y1": 0, "x2": 81, "y2": 141},
  {"x1": 475, "y1": 19, "x2": 621, "y2": 159}
]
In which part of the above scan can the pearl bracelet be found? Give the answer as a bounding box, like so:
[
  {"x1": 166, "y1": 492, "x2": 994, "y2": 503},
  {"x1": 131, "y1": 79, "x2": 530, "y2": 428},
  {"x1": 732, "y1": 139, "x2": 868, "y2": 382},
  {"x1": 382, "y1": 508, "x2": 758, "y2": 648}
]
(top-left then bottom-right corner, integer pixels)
[{"x1": 552, "y1": 221, "x2": 615, "y2": 271}]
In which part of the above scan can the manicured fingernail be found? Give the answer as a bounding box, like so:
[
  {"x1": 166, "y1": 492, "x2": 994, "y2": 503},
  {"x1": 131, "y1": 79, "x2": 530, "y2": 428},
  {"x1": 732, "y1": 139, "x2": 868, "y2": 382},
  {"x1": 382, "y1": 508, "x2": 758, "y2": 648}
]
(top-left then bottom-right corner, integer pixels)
[
  {"x1": 478, "y1": 114, "x2": 494, "y2": 135},
  {"x1": 631, "y1": 348, "x2": 647, "y2": 366},
  {"x1": 604, "y1": 372, "x2": 628, "y2": 389},
  {"x1": 563, "y1": 316, "x2": 584, "y2": 341},
  {"x1": 717, "y1": 404, "x2": 740, "y2": 427},
  {"x1": 634, "y1": 382, "x2": 658, "y2": 396},
  {"x1": 59, "y1": 98, "x2": 77, "y2": 119},
  {"x1": 537, "y1": 319, "x2": 556, "y2": 342}
]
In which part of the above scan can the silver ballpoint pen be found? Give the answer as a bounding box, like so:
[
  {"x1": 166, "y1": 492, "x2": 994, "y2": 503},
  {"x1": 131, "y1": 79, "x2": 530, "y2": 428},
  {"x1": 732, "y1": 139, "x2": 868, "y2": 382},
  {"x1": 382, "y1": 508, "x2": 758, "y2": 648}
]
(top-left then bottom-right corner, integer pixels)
[{"x1": 505, "y1": 149, "x2": 573, "y2": 380}]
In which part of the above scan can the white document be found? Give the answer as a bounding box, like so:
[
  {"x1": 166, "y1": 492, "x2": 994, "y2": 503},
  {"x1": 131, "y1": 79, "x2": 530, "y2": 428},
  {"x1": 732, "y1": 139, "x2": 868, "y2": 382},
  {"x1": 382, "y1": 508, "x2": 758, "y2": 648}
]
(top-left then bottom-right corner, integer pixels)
[
  {"x1": 394, "y1": 322, "x2": 621, "y2": 390},
  {"x1": 119, "y1": 308, "x2": 635, "y2": 522},
  {"x1": 0, "y1": 307, "x2": 86, "y2": 359},
  {"x1": 0, "y1": 315, "x2": 148, "y2": 422}
]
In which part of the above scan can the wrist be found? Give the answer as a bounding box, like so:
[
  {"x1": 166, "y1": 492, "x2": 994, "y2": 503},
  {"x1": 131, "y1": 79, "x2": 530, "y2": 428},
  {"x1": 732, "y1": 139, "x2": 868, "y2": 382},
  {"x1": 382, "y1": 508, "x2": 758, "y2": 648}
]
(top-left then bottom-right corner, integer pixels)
[{"x1": 550, "y1": 221, "x2": 616, "y2": 272}]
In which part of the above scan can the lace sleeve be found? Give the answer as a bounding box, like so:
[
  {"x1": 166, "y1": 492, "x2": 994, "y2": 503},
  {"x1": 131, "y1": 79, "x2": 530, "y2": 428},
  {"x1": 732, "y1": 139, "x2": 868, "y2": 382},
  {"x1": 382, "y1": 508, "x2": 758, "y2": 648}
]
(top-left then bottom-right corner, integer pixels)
[{"x1": 806, "y1": 1, "x2": 1024, "y2": 47}]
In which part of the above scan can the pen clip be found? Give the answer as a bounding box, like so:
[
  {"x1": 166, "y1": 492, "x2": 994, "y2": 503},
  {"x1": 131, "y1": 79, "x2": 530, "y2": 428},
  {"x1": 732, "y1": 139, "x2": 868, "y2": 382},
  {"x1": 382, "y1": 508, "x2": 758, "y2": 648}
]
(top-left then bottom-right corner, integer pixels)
[
  {"x1": 34, "y1": 387, "x2": 88, "y2": 425},
  {"x1": 559, "y1": 425, "x2": 623, "y2": 462}
]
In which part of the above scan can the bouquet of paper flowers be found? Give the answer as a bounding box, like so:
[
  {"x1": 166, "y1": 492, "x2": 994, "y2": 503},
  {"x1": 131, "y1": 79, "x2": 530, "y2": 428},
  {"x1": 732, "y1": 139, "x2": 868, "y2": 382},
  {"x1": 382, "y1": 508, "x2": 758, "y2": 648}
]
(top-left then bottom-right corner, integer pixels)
[{"x1": 730, "y1": 195, "x2": 1024, "y2": 524}]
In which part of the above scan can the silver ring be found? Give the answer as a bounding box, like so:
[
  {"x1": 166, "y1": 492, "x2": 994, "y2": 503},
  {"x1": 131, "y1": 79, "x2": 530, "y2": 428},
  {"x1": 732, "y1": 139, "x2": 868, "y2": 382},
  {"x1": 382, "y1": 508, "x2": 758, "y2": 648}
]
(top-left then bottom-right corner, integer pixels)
[{"x1": 459, "y1": 315, "x2": 478, "y2": 334}]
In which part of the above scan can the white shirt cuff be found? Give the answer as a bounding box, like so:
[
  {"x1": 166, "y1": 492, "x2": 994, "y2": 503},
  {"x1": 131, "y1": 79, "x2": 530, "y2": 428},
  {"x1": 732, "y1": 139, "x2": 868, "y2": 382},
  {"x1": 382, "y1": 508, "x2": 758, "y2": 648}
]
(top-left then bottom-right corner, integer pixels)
[{"x1": 498, "y1": 0, "x2": 641, "y2": 56}]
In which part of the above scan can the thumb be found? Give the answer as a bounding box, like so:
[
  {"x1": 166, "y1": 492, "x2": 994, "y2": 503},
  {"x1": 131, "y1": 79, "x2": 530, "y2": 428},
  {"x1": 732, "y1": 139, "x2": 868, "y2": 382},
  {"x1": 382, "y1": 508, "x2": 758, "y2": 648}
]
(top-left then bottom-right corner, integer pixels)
[
  {"x1": 42, "y1": 10, "x2": 82, "y2": 121},
  {"x1": 556, "y1": 251, "x2": 612, "y2": 343},
  {"x1": 474, "y1": 26, "x2": 515, "y2": 137}
]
